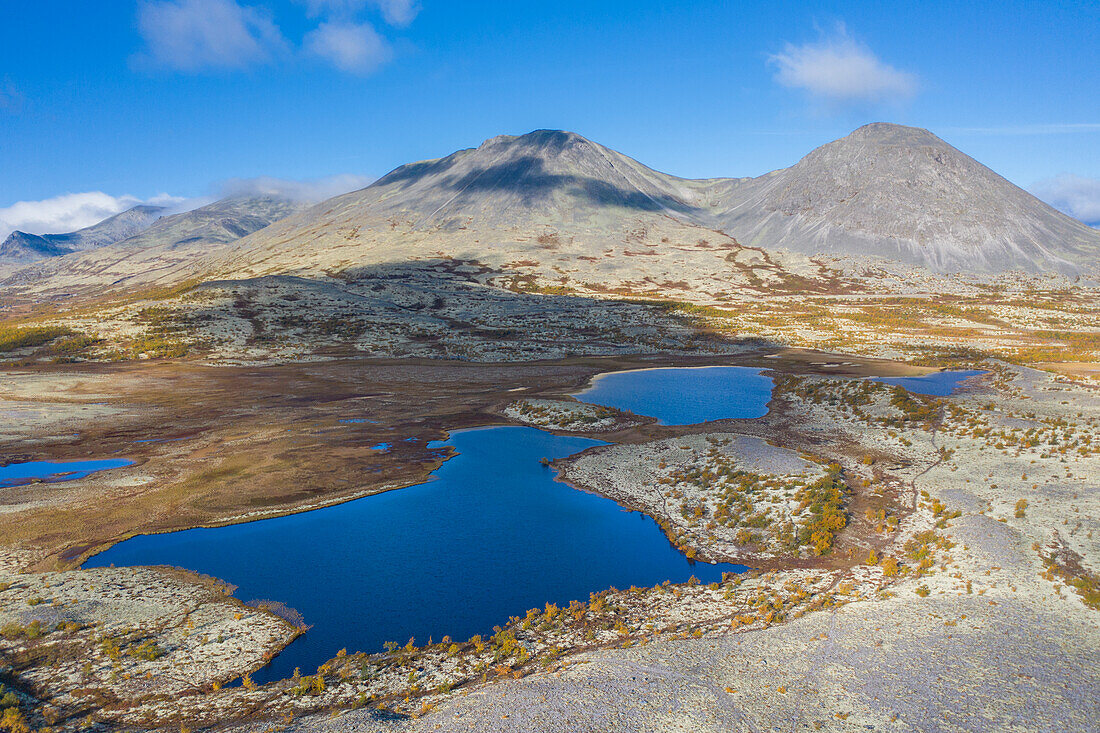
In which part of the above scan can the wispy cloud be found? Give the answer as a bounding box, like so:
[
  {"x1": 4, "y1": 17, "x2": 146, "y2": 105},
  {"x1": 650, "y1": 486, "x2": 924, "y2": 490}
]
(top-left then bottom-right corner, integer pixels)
[
  {"x1": 134, "y1": 0, "x2": 419, "y2": 74},
  {"x1": 216, "y1": 173, "x2": 373, "y2": 201},
  {"x1": 770, "y1": 24, "x2": 918, "y2": 107},
  {"x1": 301, "y1": 0, "x2": 420, "y2": 26},
  {"x1": 1031, "y1": 174, "x2": 1100, "y2": 226},
  {"x1": 303, "y1": 21, "x2": 392, "y2": 74},
  {"x1": 942, "y1": 123, "x2": 1100, "y2": 136},
  {"x1": 370, "y1": 0, "x2": 420, "y2": 26},
  {"x1": 135, "y1": 0, "x2": 288, "y2": 72}
]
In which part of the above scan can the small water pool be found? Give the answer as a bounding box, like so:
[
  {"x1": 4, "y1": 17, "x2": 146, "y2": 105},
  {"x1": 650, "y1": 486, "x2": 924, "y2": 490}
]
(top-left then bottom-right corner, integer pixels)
[
  {"x1": 85, "y1": 426, "x2": 746, "y2": 683},
  {"x1": 574, "y1": 366, "x2": 773, "y2": 424},
  {"x1": 0, "y1": 458, "x2": 134, "y2": 489},
  {"x1": 873, "y1": 370, "x2": 986, "y2": 397}
]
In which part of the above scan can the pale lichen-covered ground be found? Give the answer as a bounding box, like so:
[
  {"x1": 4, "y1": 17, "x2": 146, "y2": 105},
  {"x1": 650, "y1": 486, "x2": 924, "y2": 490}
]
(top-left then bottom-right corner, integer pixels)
[
  {"x1": 0, "y1": 549, "x2": 298, "y2": 728},
  {"x1": 559, "y1": 433, "x2": 831, "y2": 561}
]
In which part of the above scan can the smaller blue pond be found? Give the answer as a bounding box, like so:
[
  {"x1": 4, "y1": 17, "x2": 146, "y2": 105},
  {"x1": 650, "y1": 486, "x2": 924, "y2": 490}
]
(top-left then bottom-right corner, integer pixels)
[
  {"x1": 85, "y1": 426, "x2": 745, "y2": 683},
  {"x1": 574, "y1": 366, "x2": 774, "y2": 425},
  {"x1": 0, "y1": 459, "x2": 134, "y2": 488},
  {"x1": 872, "y1": 370, "x2": 986, "y2": 397}
]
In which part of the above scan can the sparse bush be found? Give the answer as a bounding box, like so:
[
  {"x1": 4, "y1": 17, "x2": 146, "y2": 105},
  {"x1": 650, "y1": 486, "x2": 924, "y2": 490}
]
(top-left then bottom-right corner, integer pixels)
[
  {"x1": 0, "y1": 707, "x2": 30, "y2": 733},
  {"x1": 100, "y1": 636, "x2": 122, "y2": 660},
  {"x1": 130, "y1": 640, "x2": 164, "y2": 661}
]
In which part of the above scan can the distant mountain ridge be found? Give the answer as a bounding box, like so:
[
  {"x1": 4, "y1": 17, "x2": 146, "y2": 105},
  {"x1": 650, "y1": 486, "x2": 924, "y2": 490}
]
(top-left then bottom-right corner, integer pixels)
[
  {"x1": 0, "y1": 204, "x2": 166, "y2": 267},
  {"x1": 1, "y1": 195, "x2": 308, "y2": 293},
  {"x1": 4, "y1": 124, "x2": 1098, "y2": 305}
]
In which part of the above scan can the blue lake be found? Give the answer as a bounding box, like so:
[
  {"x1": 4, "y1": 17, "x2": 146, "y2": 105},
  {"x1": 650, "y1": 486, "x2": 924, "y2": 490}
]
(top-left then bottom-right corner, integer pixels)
[
  {"x1": 574, "y1": 366, "x2": 774, "y2": 424},
  {"x1": 873, "y1": 370, "x2": 986, "y2": 396},
  {"x1": 0, "y1": 458, "x2": 134, "y2": 488},
  {"x1": 85, "y1": 426, "x2": 748, "y2": 684}
]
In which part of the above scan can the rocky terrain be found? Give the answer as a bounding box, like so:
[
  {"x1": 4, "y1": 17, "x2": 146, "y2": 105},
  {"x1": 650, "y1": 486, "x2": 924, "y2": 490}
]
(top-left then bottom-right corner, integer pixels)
[
  {"x1": 558, "y1": 433, "x2": 834, "y2": 561},
  {"x1": 235, "y1": 362, "x2": 1100, "y2": 733},
  {"x1": 499, "y1": 398, "x2": 647, "y2": 433}
]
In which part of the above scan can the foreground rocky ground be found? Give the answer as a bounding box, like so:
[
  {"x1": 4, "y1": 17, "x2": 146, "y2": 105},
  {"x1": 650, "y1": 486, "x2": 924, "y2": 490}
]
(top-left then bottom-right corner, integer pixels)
[{"x1": 0, "y1": 352, "x2": 1096, "y2": 731}]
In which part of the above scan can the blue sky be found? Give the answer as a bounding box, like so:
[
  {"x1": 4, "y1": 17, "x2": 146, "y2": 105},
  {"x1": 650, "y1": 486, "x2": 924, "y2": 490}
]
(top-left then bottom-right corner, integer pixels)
[{"x1": 2, "y1": 0, "x2": 1099, "y2": 235}]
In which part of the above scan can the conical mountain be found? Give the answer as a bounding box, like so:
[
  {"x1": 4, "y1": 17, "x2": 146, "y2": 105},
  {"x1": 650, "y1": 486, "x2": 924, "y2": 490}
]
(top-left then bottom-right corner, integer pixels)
[{"x1": 707, "y1": 123, "x2": 1100, "y2": 274}]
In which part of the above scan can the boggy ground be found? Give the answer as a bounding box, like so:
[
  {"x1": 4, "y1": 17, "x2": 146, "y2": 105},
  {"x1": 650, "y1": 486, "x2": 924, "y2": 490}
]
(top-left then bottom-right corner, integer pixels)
[
  {"x1": 0, "y1": 349, "x2": 914, "y2": 571},
  {"x1": 1, "y1": 353, "x2": 1097, "y2": 731}
]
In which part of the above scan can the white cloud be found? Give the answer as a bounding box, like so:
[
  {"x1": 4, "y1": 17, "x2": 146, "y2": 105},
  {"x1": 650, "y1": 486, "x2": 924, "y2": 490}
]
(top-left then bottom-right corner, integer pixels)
[
  {"x1": 0, "y1": 192, "x2": 143, "y2": 240},
  {"x1": 300, "y1": 0, "x2": 420, "y2": 26},
  {"x1": 216, "y1": 174, "x2": 374, "y2": 201},
  {"x1": 371, "y1": 0, "x2": 419, "y2": 26},
  {"x1": 303, "y1": 21, "x2": 391, "y2": 74},
  {"x1": 770, "y1": 25, "x2": 918, "y2": 106},
  {"x1": 135, "y1": 0, "x2": 288, "y2": 72},
  {"x1": 1031, "y1": 174, "x2": 1100, "y2": 225}
]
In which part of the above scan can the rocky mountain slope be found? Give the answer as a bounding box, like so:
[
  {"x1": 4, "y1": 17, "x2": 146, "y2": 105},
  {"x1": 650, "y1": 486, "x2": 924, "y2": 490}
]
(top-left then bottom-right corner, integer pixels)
[
  {"x1": 707, "y1": 123, "x2": 1100, "y2": 274},
  {"x1": 0, "y1": 204, "x2": 165, "y2": 268}
]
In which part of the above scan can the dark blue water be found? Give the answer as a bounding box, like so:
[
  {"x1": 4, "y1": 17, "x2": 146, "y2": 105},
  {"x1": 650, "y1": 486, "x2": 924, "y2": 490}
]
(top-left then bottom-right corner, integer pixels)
[
  {"x1": 873, "y1": 370, "x2": 986, "y2": 396},
  {"x1": 85, "y1": 427, "x2": 746, "y2": 683},
  {"x1": 575, "y1": 366, "x2": 774, "y2": 424},
  {"x1": 0, "y1": 458, "x2": 134, "y2": 488}
]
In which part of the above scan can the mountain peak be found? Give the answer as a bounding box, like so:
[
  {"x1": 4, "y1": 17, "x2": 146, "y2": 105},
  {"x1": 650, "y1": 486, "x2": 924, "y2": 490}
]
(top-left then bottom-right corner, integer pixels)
[
  {"x1": 843, "y1": 122, "x2": 945, "y2": 147},
  {"x1": 479, "y1": 129, "x2": 589, "y2": 152}
]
